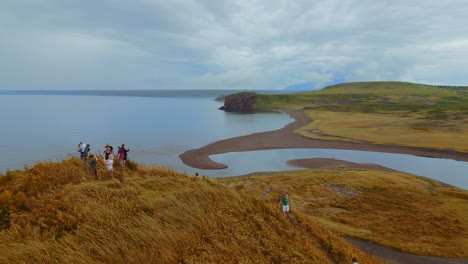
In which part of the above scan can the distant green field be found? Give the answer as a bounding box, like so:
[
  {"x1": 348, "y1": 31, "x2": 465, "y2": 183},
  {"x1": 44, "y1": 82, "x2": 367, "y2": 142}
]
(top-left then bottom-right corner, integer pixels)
[
  {"x1": 254, "y1": 81, "x2": 468, "y2": 113},
  {"x1": 230, "y1": 81, "x2": 468, "y2": 151}
]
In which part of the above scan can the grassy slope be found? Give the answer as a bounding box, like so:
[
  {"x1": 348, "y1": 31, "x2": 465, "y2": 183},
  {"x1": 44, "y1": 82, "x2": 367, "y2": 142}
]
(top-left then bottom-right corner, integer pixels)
[
  {"x1": 2, "y1": 81, "x2": 467, "y2": 262},
  {"x1": 254, "y1": 81, "x2": 468, "y2": 151},
  {"x1": 222, "y1": 82, "x2": 468, "y2": 257},
  {"x1": 0, "y1": 158, "x2": 382, "y2": 263},
  {"x1": 220, "y1": 169, "x2": 468, "y2": 258}
]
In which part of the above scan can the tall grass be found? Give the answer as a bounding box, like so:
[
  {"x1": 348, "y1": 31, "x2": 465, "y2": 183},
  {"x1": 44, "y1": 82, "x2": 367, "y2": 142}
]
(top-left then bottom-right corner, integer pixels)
[
  {"x1": 0, "y1": 158, "x2": 382, "y2": 263},
  {"x1": 220, "y1": 169, "x2": 468, "y2": 258}
]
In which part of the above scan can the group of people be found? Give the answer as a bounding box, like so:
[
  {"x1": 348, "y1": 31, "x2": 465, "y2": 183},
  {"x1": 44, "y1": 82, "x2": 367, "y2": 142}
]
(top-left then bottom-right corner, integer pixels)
[
  {"x1": 74, "y1": 147, "x2": 358, "y2": 263},
  {"x1": 77, "y1": 141, "x2": 130, "y2": 179}
]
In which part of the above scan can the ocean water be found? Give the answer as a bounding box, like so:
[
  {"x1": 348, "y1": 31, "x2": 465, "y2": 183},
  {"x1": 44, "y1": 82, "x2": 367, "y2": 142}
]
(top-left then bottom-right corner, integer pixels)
[
  {"x1": 0, "y1": 94, "x2": 292, "y2": 173},
  {"x1": 0, "y1": 93, "x2": 467, "y2": 189}
]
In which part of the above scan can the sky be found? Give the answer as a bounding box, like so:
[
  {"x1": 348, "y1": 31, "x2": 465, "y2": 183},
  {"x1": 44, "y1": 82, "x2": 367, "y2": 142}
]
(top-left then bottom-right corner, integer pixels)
[{"x1": 1, "y1": 0, "x2": 468, "y2": 90}]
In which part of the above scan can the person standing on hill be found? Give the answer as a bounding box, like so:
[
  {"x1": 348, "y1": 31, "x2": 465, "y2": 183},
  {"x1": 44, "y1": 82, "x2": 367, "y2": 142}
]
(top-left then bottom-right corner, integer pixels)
[
  {"x1": 77, "y1": 142, "x2": 82, "y2": 155},
  {"x1": 77, "y1": 141, "x2": 86, "y2": 157},
  {"x1": 278, "y1": 194, "x2": 290, "y2": 218},
  {"x1": 88, "y1": 154, "x2": 99, "y2": 179},
  {"x1": 103, "y1": 153, "x2": 114, "y2": 178},
  {"x1": 117, "y1": 146, "x2": 123, "y2": 167},
  {"x1": 81, "y1": 144, "x2": 91, "y2": 164},
  {"x1": 103, "y1": 144, "x2": 113, "y2": 160},
  {"x1": 120, "y1": 144, "x2": 130, "y2": 167}
]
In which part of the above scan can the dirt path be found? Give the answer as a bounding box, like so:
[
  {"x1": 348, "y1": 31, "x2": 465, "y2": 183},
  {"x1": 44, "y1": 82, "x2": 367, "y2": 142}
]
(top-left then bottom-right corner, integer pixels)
[
  {"x1": 346, "y1": 238, "x2": 468, "y2": 264},
  {"x1": 179, "y1": 109, "x2": 468, "y2": 170}
]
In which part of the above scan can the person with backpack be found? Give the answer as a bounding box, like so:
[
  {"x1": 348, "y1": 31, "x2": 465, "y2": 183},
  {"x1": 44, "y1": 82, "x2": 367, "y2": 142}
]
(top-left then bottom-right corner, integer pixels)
[{"x1": 278, "y1": 193, "x2": 290, "y2": 218}]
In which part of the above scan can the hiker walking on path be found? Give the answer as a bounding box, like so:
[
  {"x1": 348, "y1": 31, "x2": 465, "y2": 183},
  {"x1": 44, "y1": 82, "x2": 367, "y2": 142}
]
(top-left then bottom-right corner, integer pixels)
[
  {"x1": 278, "y1": 194, "x2": 290, "y2": 218},
  {"x1": 88, "y1": 154, "x2": 99, "y2": 179},
  {"x1": 118, "y1": 144, "x2": 130, "y2": 167}
]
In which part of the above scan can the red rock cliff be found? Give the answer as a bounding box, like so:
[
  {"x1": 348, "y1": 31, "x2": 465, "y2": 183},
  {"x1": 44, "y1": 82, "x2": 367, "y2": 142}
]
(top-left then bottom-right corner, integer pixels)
[{"x1": 220, "y1": 92, "x2": 257, "y2": 112}]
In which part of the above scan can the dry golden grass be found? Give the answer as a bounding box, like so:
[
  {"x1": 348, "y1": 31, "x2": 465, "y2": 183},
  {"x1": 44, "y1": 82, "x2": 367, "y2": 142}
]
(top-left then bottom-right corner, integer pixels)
[
  {"x1": 0, "y1": 158, "x2": 382, "y2": 263},
  {"x1": 296, "y1": 110, "x2": 468, "y2": 152},
  {"x1": 220, "y1": 169, "x2": 468, "y2": 258}
]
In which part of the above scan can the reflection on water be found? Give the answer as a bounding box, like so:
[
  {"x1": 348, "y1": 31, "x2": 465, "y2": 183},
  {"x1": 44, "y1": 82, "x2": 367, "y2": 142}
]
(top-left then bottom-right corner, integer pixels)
[{"x1": 202, "y1": 149, "x2": 468, "y2": 190}]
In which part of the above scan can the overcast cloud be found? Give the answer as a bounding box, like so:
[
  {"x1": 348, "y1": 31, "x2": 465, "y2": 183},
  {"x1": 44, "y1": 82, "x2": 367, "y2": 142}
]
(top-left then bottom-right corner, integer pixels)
[{"x1": 1, "y1": 0, "x2": 468, "y2": 90}]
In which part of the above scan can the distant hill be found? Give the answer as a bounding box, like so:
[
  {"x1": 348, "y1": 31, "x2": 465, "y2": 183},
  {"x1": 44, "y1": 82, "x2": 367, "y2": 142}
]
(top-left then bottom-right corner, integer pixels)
[
  {"x1": 283, "y1": 80, "x2": 468, "y2": 93},
  {"x1": 283, "y1": 81, "x2": 319, "y2": 91},
  {"x1": 253, "y1": 81, "x2": 468, "y2": 111},
  {"x1": 283, "y1": 77, "x2": 349, "y2": 91},
  {"x1": 315, "y1": 81, "x2": 468, "y2": 95}
]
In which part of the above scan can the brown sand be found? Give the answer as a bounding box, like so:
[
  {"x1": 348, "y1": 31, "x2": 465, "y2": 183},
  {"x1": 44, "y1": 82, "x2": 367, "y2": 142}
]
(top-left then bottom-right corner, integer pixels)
[
  {"x1": 287, "y1": 158, "x2": 399, "y2": 172},
  {"x1": 180, "y1": 109, "x2": 468, "y2": 170}
]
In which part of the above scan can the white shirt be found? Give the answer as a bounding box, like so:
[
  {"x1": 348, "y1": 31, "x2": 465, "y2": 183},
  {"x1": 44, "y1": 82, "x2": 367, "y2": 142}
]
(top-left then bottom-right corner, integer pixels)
[{"x1": 106, "y1": 159, "x2": 113, "y2": 171}]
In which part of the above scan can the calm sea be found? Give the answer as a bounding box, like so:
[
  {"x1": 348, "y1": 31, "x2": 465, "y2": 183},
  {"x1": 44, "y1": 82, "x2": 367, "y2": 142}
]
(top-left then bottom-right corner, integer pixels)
[
  {"x1": 0, "y1": 92, "x2": 467, "y2": 189},
  {"x1": 0, "y1": 93, "x2": 292, "y2": 174}
]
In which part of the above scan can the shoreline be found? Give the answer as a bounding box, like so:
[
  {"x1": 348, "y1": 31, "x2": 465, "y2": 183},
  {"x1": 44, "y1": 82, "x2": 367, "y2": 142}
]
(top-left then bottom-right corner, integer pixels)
[
  {"x1": 179, "y1": 108, "x2": 468, "y2": 170},
  {"x1": 193, "y1": 108, "x2": 468, "y2": 263}
]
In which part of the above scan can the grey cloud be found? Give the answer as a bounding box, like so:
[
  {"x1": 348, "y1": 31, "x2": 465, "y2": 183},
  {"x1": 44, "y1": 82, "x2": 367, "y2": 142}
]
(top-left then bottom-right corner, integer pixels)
[{"x1": 1, "y1": 0, "x2": 468, "y2": 90}]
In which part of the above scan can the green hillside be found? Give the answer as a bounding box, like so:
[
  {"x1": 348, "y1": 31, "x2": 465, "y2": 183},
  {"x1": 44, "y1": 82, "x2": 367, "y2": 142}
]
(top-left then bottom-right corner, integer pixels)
[
  {"x1": 254, "y1": 81, "x2": 468, "y2": 113},
  {"x1": 310, "y1": 81, "x2": 463, "y2": 96}
]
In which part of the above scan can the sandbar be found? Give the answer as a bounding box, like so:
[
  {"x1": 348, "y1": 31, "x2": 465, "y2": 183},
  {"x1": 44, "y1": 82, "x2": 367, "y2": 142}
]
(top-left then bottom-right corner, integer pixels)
[{"x1": 179, "y1": 109, "x2": 468, "y2": 170}]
